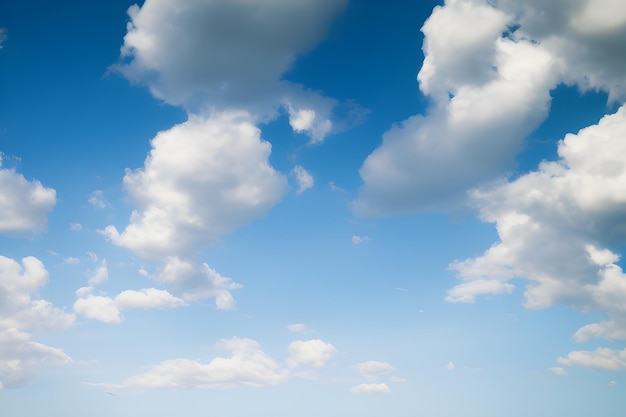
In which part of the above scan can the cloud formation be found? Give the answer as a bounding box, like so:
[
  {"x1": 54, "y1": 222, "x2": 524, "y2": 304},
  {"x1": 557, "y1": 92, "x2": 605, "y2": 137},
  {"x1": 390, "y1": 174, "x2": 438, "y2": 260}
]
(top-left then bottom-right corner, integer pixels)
[
  {"x1": 0, "y1": 256, "x2": 74, "y2": 388},
  {"x1": 448, "y1": 105, "x2": 626, "y2": 367},
  {"x1": 351, "y1": 383, "x2": 391, "y2": 394},
  {"x1": 0, "y1": 155, "x2": 56, "y2": 233},
  {"x1": 103, "y1": 337, "x2": 337, "y2": 390},
  {"x1": 354, "y1": 0, "x2": 626, "y2": 214}
]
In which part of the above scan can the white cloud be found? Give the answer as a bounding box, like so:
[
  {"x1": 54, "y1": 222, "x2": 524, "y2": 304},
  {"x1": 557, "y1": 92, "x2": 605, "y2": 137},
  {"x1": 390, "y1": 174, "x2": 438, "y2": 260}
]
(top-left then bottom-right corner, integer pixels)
[
  {"x1": 287, "y1": 339, "x2": 337, "y2": 368},
  {"x1": 558, "y1": 348, "x2": 626, "y2": 371},
  {"x1": 0, "y1": 328, "x2": 71, "y2": 389},
  {"x1": 102, "y1": 112, "x2": 287, "y2": 259},
  {"x1": 446, "y1": 361, "x2": 455, "y2": 371},
  {"x1": 63, "y1": 257, "x2": 80, "y2": 265},
  {"x1": 351, "y1": 383, "x2": 391, "y2": 394},
  {"x1": 88, "y1": 190, "x2": 108, "y2": 208},
  {"x1": 609, "y1": 380, "x2": 617, "y2": 387},
  {"x1": 287, "y1": 323, "x2": 310, "y2": 334},
  {"x1": 444, "y1": 104, "x2": 626, "y2": 368},
  {"x1": 549, "y1": 367, "x2": 567, "y2": 376},
  {"x1": 286, "y1": 103, "x2": 333, "y2": 144},
  {"x1": 351, "y1": 235, "x2": 370, "y2": 245},
  {"x1": 0, "y1": 28, "x2": 6, "y2": 49},
  {"x1": 0, "y1": 256, "x2": 74, "y2": 388},
  {"x1": 114, "y1": 288, "x2": 186, "y2": 309},
  {"x1": 329, "y1": 181, "x2": 345, "y2": 192},
  {"x1": 114, "y1": 0, "x2": 346, "y2": 120},
  {"x1": 355, "y1": 361, "x2": 396, "y2": 378},
  {"x1": 88, "y1": 259, "x2": 108, "y2": 286},
  {"x1": 156, "y1": 257, "x2": 241, "y2": 310},
  {"x1": 86, "y1": 251, "x2": 98, "y2": 262},
  {"x1": 0, "y1": 155, "x2": 56, "y2": 233},
  {"x1": 69, "y1": 222, "x2": 82, "y2": 231},
  {"x1": 122, "y1": 337, "x2": 288, "y2": 389},
  {"x1": 446, "y1": 106, "x2": 626, "y2": 328},
  {"x1": 354, "y1": 0, "x2": 626, "y2": 215},
  {"x1": 73, "y1": 294, "x2": 122, "y2": 324},
  {"x1": 74, "y1": 286, "x2": 185, "y2": 323},
  {"x1": 292, "y1": 165, "x2": 314, "y2": 195}
]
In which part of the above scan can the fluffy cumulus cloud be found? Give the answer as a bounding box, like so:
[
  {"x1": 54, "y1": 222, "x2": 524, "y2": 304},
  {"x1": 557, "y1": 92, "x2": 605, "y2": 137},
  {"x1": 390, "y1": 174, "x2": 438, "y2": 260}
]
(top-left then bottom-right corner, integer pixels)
[
  {"x1": 447, "y1": 105, "x2": 626, "y2": 366},
  {"x1": 0, "y1": 155, "x2": 56, "y2": 233},
  {"x1": 354, "y1": 0, "x2": 626, "y2": 214},
  {"x1": 102, "y1": 112, "x2": 286, "y2": 259},
  {"x1": 286, "y1": 339, "x2": 337, "y2": 368},
  {"x1": 114, "y1": 0, "x2": 346, "y2": 142},
  {"x1": 106, "y1": 337, "x2": 337, "y2": 390},
  {"x1": 0, "y1": 256, "x2": 74, "y2": 388},
  {"x1": 558, "y1": 348, "x2": 626, "y2": 371},
  {"x1": 351, "y1": 383, "x2": 391, "y2": 394}
]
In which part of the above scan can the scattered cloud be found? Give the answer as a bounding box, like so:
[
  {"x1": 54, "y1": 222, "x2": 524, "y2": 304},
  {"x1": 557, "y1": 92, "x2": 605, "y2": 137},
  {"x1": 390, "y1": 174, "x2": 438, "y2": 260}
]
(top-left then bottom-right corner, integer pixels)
[
  {"x1": 292, "y1": 165, "x2": 314, "y2": 195},
  {"x1": 329, "y1": 181, "x2": 345, "y2": 192},
  {"x1": 0, "y1": 154, "x2": 56, "y2": 233},
  {"x1": 88, "y1": 190, "x2": 108, "y2": 208},
  {"x1": 287, "y1": 339, "x2": 337, "y2": 368},
  {"x1": 287, "y1": 323, "x2": 310, "y2": 334},
  {"x1": 351, "y1": 383, "x2": 391, "y2": 394},
  {"x1": 549, "y1": 367, "x2": 567, "y2": 376},
  {"x1": 73, "y1": 291, "x2": 122, "y2": 324},
  {"x1": 0, "y1": 28, "x2": 6, "y2": 49},
  {"x1": 114, "y1": 288, "x2": 186, "y2": 309},
  {"x1": 122, "y1": 337, "x2": 288, "y2": 389},
  {"x1": 63, "y1": 257, "x2": 80, "y2": 265},
  {"x1": 446, "y1": 361, "x2": 455, "y2": 371},
  {"x1": 86, "y1": 251, "x2": 97, "y2": 262},
  {"x1": 88, "y1": 260, "x2": 108, "y2": 286},
  {"x1": 355, "y1": 361, "x2": 396, "y2": 378},
  {"x1": 351, "y1": 235, "x2": 370, "y2": 245},
  {"x1": 558, "y1": 348, "x2": 626, "y2": 371},
  {"x1": 0, "y1": 256, "x2": 74, "y2": 388},
  {"x1": 69, "y1": 222, "x2": 82, "y2": 231}
]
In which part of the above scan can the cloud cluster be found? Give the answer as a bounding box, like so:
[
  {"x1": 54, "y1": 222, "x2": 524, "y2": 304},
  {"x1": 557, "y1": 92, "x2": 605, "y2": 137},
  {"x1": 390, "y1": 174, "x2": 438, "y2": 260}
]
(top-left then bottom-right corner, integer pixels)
[
  {"x1": 355, "y1": 0, "x2": 626, "y2": 214},
  {"x1": 0, "y1": 256, "x2": 74, "y2": 388},
  {"x1": 351, "y1": 360, "x2": 400, "y2": 394},
  {"x1": 105, "y1": 337, "x2": 336, "y2": 389},
  {"x1": 0, "y1": 155, "x2": 56, "y2": 233},
  {"x1": 448, "y1": 105, "x2": 626, "y2": 367},
  {"x1": 73, "y1": 259, "x2": 189, "y2": 324}
]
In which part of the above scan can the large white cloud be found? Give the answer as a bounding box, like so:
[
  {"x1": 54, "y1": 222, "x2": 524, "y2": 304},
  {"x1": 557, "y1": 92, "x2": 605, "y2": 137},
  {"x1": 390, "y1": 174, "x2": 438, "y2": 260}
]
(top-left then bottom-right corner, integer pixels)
[
  {"x1": 0, "y1": 256, "x2": 74, "y2": 389},
  {"x1": 0, "y1": 155, "x2": 56, "y2": 233},
  {"x1": 447, "y1": 105, "x2": 626, "y2": 366},
  {"x1": 102, "y1": 112, "x2": 287, "y2": 258},
  {"x1": 354, "y1": 0, "x2": 626, "y2": 214},
  {"x1": 114, "y1": 0, "x2": 346, "y2": 142}
]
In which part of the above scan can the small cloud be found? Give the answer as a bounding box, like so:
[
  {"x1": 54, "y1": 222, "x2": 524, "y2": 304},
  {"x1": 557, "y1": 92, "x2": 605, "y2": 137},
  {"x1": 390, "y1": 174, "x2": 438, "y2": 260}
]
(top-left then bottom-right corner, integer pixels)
[
  {"x1": 329, "y1": 181, "x2": 345, "y2": 192},
  {"x1": 287, "y1": 323, "x2": 310, "y2": 333},
  {"x1": 395, "y1": 287, "x2": 408, "y2": 292},
  {"x1": 608, "y1": 380, "x2": 617, "y2": 387},
  {"x1": 69, "y1": 222, "x2": 82, "y2": 231},
  {"x1": 446, "y1": 361, "x2": 455, "y2": 371},
  {"x1": 88, "y1": 260, "x2": 108, "y2": 286},
  {"x1": 138, "y1": 268, "x2": 149, "y2": 277},
  {"x1": 351, "y1": 383, "x2": 391, "y2": 394},
  {"x1": 354, "y1": 361, "x2": 396, "y2": 378},
  {"x1": 418, "y1": 309, "x2": 425, "y2": 313},
  {"x1": 87, "y1": 251, "x2": 98, "y2": 262},
  {"x1": 88, "y1": 190, "x2": 108, "y2": 208},
  {"x1": 63, "y1": 257, "x2": 80, "y2": 265},
  {"x1": 47, "y1": 250, "x2": 59, "y2": 256},
  {"x1": 287, "y1": 339, "x2": 337, "y2": 368},
  {"x1": 0, "y1": 28, "x2": 6, "y2": 48},
  {"x1": 549, "y1": 367, "x2": 568, "y2": 376},
  {"x1": 390, "y1": 376, "x2": 408, "y2": 383},
  {"x1": 292, "y1": 165, "x2": 314, "y2": 195},
  {"x1": 352, "y1": 235, "x2": 371, "y2": 245}
]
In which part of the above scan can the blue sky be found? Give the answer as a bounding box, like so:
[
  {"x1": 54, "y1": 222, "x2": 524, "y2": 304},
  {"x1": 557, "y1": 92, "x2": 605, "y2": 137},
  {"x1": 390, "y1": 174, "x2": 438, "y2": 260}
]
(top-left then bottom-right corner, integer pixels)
[{"x1": 1, "y1": 0, "x2": 626, "y2": 415}]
